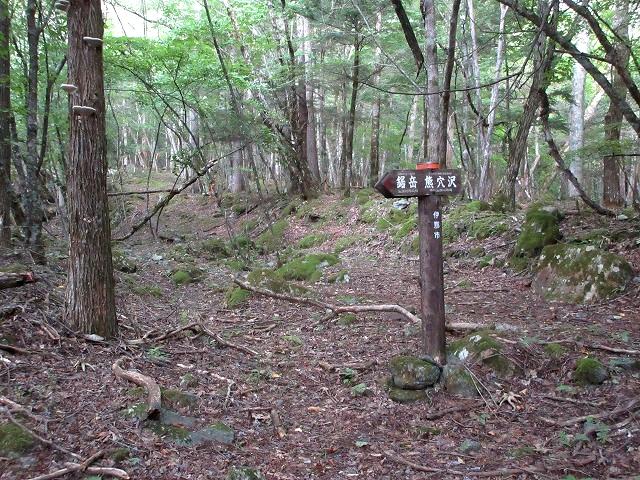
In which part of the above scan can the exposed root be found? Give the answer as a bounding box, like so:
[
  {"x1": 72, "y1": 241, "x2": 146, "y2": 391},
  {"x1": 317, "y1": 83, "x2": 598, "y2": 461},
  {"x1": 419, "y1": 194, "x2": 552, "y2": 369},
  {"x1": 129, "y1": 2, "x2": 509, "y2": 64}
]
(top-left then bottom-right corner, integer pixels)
[{"x1": 112, "y1": 357, "x2": 162, "y2": 420}]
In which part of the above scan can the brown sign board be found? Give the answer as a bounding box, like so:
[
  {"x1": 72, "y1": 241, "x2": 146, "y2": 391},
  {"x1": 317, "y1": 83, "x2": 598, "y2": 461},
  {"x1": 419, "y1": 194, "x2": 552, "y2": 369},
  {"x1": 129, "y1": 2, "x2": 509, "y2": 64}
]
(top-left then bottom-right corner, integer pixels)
[{"x1": 374, "y1": 169, "x2": 462, "y2": 198}]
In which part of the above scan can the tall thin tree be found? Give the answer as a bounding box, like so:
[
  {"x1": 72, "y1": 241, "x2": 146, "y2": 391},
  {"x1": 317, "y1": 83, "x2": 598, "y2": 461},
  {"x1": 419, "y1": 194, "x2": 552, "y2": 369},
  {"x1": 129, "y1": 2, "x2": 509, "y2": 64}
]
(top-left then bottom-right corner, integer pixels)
[
  {"x1": 65, "y1": 0, "x2": 117, "y2": 337},
  {"x1": 0, "y1": 0, "x2": 11, "y2": 247}
]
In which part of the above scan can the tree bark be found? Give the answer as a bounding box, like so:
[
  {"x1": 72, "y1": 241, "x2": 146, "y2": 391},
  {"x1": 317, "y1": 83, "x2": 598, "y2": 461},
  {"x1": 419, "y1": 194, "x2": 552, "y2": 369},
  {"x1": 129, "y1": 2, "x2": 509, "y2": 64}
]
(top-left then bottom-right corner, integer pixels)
[
  {"x1": 602, "y1": 0, "x2": 629, "y2": 208},
  {"x1": 65, "y1": 0, "x2": 117, "y2": 338},
  {"x1": 0, "y1": 0, "x2": 11, "y2": 247},
  {"x1": 568, "y1": 25, "x2": 588, "y2": 198},
  {"x1": 23, "y1": 0, "x2": 45, "y2": 263},
  {"x1": 343, "y1": 36, "x2": 362, "y2": 197}
]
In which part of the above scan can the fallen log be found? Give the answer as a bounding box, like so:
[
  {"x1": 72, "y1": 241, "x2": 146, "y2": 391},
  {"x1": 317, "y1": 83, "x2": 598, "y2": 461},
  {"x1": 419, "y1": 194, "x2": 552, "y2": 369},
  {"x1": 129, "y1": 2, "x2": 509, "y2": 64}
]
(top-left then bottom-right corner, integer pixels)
[
  {"x1": 0, "y1": 272, "x2": 36, "y2": 290},
  {"x1": 112, "y1": 357, "x2": 161, "y2": 420}
]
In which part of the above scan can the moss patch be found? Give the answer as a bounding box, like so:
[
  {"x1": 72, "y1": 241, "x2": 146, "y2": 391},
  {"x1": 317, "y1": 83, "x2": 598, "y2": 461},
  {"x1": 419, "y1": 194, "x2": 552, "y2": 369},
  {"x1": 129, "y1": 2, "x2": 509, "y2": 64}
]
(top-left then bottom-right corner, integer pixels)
[
  {"x1": 512, "y1": 207, "x2": 561, "y2": 259},
  {"x1": 448, "y1": 331, "x2": 516, "y2": 377},
  {"x1": 200, "y1": 238, "x2": 230, "y2": 259},
  {"x1": 296, "y1": 233, "x2": 329, "y2": 249},
  {"x1": 543, "y1": 343, "x2": 567, "y2": 358},
  {"x1": 533, "y1": 244, "x2": 634, "y2": 303},
  {"x1": 247, "y1": 269, "x2": 309, "y2": 295},
  {"x1": 170, "y1": 268, "x2": 203, "y2": 286},
  {"x1": 112, "y1": 249, "x2": 137, "y2": 273},
  {"x1": 0, "y1": 422, "x2": 34, "y2": 457},
  {"x1": 574, "y1": 357, "x2": 609, "y2": 385},
  {"x1": 334, "y1": 235, "x2": 363, "y2": 253},
  {"x1": 226, "y1": 287, "x2": 251, "y2": 308},
  {"x1": 255, "y1": 219, "x2": 289, "y2": 253},
  {"x1": 275, "y1": 253, "x2": 339, "y2": 282}
]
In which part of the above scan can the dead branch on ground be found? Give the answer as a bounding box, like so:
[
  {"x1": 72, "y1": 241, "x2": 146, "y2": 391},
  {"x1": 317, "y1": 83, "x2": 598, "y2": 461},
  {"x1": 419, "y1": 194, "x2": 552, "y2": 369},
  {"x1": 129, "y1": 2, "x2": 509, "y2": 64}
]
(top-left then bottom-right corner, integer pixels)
[
  {"x1": 233, "y1": 278, "x2": 481, "y2": 331},
  {"x1": 112, "y1": 357, "x2": 161, "y2": 420},
  {"x1": 540, "y1": 398, "x2": 640, "y2": 427},
  {"x1": 425, "y1": 401, "x2": 484, "y2": 420},
  {"x1": 28, "y1": 463, "x2": 130, "y2": 480}
]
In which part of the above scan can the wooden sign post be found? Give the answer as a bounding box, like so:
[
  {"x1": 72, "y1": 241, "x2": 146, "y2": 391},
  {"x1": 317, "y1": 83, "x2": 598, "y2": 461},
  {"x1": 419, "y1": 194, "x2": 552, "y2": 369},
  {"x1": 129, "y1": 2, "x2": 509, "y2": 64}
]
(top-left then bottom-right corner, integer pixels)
[{"x1": 375, "y1": 164, "x2": 462, "y2": 365}]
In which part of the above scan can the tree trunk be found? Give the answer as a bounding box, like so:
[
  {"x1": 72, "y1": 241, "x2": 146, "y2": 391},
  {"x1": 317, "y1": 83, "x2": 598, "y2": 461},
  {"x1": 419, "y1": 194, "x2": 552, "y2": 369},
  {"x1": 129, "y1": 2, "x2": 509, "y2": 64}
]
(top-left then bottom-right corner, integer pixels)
[
  {"x1": 65, "y1": 0, "x2": 117, "y2": 338},
  {"x1": 23, "y1": 0, "x2": 45, "y2": 263},
  {"x1": 0, "y1": 0, "x2": 11, "y2": 247},
  {"x1": 343, "y1": 37, "x2": 361, "y2": 197},
  {"x1": 602, "y1": 0, "x2": 629, "y2": 208},
  {"x1": 568, "y1": 26, "x2": 588, "y2": 198}
]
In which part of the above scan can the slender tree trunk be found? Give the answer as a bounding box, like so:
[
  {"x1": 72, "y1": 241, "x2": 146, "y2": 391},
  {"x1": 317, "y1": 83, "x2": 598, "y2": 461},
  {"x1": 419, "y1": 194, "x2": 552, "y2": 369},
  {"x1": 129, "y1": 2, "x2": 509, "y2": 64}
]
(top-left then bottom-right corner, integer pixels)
[
  {"x1": 301, "y1": 17, "x2": 320, "y2": 182},
  {"x1": 343, "y1": 37, "x2": 361, "y2": 197},
  {"x1": 65, "y1": 0, "x2": 117, "y2": 337},
  {"x1": 568, "y1": 26, "x2": 588, "y2": 198},
  {"x1": 368, "y1": 12, "x2": 383, "y2": 187},
  {"x1": 602, "y1": 0, "x2": 629, "y2": 208},
  {"x1": 0, "y1": 0, "x2": 11, "y2": 247},
  {"x1": 24, "y1": 0, "x2": 45, "y2": 262}
]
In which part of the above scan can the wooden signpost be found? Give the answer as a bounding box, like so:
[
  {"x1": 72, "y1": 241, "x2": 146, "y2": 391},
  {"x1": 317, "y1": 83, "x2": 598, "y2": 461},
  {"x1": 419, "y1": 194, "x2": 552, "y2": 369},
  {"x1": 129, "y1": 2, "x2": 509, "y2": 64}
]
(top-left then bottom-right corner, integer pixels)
[{"x1": 375, "y1": 164, "x2": 462, "y2": 365}]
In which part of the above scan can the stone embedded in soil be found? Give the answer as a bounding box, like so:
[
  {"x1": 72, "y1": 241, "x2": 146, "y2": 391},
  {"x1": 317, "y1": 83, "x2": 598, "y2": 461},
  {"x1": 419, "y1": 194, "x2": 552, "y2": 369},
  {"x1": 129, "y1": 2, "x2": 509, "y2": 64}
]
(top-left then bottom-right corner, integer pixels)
[
  {"x1": 227, "y1": 467, "x2": 266, "y2": 480},
  {"x1": 573, "y1": 357, "x2": 609, "y2": 385},
  {"x1": 389, "y1": 355, "x2": 441, "y2": 390},
  {"x1": 441, "y1": 364, "x2": 480, "y2": 398},
  {"x1": 610, "y1": 357, "x2": 640, "y2": 372},
  {"x1": 512, "y1": 206, "x2": 562, "y2": 261},
  {"x1": 388, "y1": 385, "x2": 429, "y2": 403},
  {"x1": 190, "y1": 421, "x2": 235, "y2": 446},
  {"x1": 447, "y1": 331, "x2": 517, "y2": 378},
  {"x1": 533, "y1": 244, "x2": 633, "y2": 304},
  {"x1": 460, "y1": 439, "x2": 482, "y2": 454}
]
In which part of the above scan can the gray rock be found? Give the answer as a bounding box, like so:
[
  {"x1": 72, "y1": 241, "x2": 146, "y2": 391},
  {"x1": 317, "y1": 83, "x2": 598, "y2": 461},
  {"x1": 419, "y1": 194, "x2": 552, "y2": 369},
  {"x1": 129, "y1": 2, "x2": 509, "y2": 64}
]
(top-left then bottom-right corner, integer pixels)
[
  {"x1": 190, "y1": 421, "x2": 235, "y2": 446},
  {"x1": 460, "y1": 439, "x2": 482, "y2": 454},
  {"x1": 442, "y1": 365, "x2": 479, "y2": 398},
  {"x1": 388, "y1": 386, "x2": 429, "y2": 403},
  {"x1": 389, "y1": 355, "x2": 441, "y2": 389},
  {"x1": 533, "y1": 244, "x2": 634, "y2": 304},
  {"x1": 573, "y1": 357, "x2": 609, "y2": 385},
  {"x1": 610, "y1": 357, "x2": 640, "y2": 372},
  {"x1": 393, "y1": 199, "x2": 411, "y2": 210}
]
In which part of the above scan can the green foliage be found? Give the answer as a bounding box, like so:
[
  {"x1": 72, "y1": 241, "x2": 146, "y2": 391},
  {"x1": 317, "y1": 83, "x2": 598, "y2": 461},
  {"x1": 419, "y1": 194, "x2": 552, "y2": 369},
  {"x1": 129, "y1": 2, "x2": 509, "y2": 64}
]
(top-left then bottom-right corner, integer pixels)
[
  {"x1": 296, "y1": 233, "x2": 329, "y2": 249},
  {"x1": 275, "y1": 253, "x2": 339, "y2": 282},
  {"x1": 513, "y1": 207, "x2": 561, "y2": 259},
  {"x1": 225, "y1": 287, "x2": 251, "y2": 308},
  {"x1": 200, "y1": 238, "x2": 230, "y2": 259},
  {"x1": 334, "y1": 235, "x2": 363, "y2": 253},
  {"x1": 0, "y1": 422, "x2": 34, "y2": 457},
  {"x1": 255, "y1": 219, "x2": 289, "y2": 253},
  {"x1": 573, "y1": 357, "x2": 609, "y2": 385}
]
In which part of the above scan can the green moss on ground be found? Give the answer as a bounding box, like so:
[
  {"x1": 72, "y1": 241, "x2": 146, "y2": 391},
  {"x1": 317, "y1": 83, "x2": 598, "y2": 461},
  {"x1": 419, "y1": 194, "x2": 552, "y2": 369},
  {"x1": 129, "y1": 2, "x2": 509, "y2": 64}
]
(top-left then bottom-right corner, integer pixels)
[
  {"x1": 275, "y1": 253, "x2": 339, "y2": 282},
  {"x1": 170, "y1": 267, "x2": 204, "y2": 286},
  {"x1": 225, "y1": 287, "x2": 251, "y2": 308},
  {"x1": 296, "y1": 233, "x2": 329, "y2": 249},
  {"x1": 448, "y1": 331, "x2": 516, "y2": 377},
  {"x1": 200, "y1": 238, "x2": 230, "y2": 259},
  {"x1": 328, "y1": 270, "x2": 350, "y2": 283},
  {"x1": 334, "y1": 235, "x2": 363, "y2": 253},
  {"x1": 112, "y1": 249, "x2": 137, "y2": 273},
  {"x1": 255, "y1": 219, "x2": 289, "y2": 253},
  {"x1": 246, "y1": 269, "x2": 309, "y2": 295},
  {"x1": 573, "y1": 357, "x2": 609, "y2": 385},
  {"x1": 543, "y1": 343, "x2": 567, "y2": 358},
  {"x1": 0, "y1": 422, "x2": 34, "y2": 457},
  {"x1": 469, "y1": 213, "x2": 510, "y2": 239}
]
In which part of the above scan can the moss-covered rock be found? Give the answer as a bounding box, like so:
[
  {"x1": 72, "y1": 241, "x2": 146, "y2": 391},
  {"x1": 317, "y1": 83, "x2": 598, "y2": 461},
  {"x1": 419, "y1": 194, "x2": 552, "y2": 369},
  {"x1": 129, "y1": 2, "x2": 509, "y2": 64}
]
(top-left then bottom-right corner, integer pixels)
[
  {"x1": 112, "y1": 249, "x2": 137, "y2": 273},
  {"x1": 227, "y1": 467, "x2": 266, "y2": 480},
  {"x1": 170, "y1": 266, "x2": 204, "y2": 286},
  {"x1": 469, "y1": 213, "x2": 510, "y2": 239},
  {"x1": 442, "y1": 203, "x2": 512, "y2": 242},
  {"x1": 275, "y1": 253, "x2": 339, "y2": 282},
  {"x1": 573, "y1": 357, "x2": 609, "y2": 385},
  {"x1": 200, "y1": 238, "x2": 230, "y2": 259},
  {"x1": 442, "y1": 365, "x2": 479, "y2": 398},
  {"x1": 0, "y1": 422, "x2": 34, "y2": 457},
  {"x1": 610, "y1": 357, "x2": 640, "y2": 372},
  {"x1": 255, "y1": 219, "x2": 289, "y2": 253},
  {"x1": 247, "y1": 269, "x2": 309, "y2": 295},
  {"x1": 448, "y1": 331, "x2": 517, "y2": 377},
  {"x1": 190, "y1": 421, "x2": 235, "y2": 446},
  {"x1": 225, "y1": 287, "x2": 251, "y2": 308},
  {"x1": 543, "y1": 343, "x2": 567, "y2": 359},
  {"x1": 328, "y1": 270, "x2": 350, "y2": 284},
  {"x1": 533, "y1": 244, "x2": 634, "y2": 303},
  {"x1": 388, "y1": 385, "x2": 429, "y2": 403},
  {"x1": 296, "y1": 233, "x2": 329, "y2": 249},
  {"x1": 512, "y1": 207, "x2": 561, "y2": 260},
  {"x1": 389, "y1": 355, "x2": 441, "y2": 389}
]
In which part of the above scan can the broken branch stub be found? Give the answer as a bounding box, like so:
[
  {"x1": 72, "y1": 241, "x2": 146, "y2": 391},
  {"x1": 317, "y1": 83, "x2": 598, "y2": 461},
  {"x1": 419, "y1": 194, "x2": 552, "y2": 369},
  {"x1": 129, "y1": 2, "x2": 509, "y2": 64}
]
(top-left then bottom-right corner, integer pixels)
[{"x1": 112, "y1": 357, "x2": 161, "y2": 420}]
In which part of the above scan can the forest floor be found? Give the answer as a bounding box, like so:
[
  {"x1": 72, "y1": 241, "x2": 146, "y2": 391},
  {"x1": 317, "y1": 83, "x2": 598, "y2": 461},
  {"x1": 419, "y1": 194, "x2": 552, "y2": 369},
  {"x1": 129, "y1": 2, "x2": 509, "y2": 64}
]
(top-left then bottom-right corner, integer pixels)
[{"x1": 1, "y1": 178, "x2": 640, "y2": 480}]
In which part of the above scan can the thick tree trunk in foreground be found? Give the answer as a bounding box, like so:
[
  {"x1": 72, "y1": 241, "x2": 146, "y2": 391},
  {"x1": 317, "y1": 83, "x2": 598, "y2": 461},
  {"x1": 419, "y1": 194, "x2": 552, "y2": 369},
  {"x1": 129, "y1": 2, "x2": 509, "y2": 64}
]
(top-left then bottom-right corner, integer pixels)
[
  {"x1": 0, "y1": 0, "x2": 11, "y2": 247},
  {"x1": 65, "y1": 0, "x2": 117, "y2": 338}
]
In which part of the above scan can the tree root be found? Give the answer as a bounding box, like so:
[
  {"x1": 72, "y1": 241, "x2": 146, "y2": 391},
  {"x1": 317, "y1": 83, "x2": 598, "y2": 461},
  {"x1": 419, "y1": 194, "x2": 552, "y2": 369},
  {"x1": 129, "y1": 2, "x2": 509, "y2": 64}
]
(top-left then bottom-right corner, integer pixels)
[{"x1": 112, "y1": 357, "x2": 161, "y2": 420}]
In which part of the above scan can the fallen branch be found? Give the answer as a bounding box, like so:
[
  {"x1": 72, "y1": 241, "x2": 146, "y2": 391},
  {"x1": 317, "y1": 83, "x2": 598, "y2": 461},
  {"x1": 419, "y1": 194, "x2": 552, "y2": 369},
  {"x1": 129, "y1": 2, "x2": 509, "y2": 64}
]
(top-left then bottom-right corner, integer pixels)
[
  {"x1": 382, "y1": 450, "x2": 540, "y2": 477},
  {"x1": 112, "y1": 357, "x2": 161, "y2": 420},
  {"x1": 108, "y1": 188, "x2": 177, "y2": 197},
  {"x1": 540, "y1": 398, "x2": 640, "y2": 427},
  {"x1": 318, "y1": 360, "x2": 377, "y2": 372},
  {"x1": 233, "y1": 278, "x2": 480, "y2": 332},
  {"x1": 537, "y1": 339, "x2": 640, "y2": 356},
  {"x1": 0, "y1": 272, "x2": 37, "y2": 290},
  {"x1": 0, "y1": 344, "x2": 31, "y2": 355},
  {"x1": 28, "y1": 463, "x2": 130, "y2": 480},
  {"x1": 0, "y1": 397, "x2": 40, "y2": 422}
]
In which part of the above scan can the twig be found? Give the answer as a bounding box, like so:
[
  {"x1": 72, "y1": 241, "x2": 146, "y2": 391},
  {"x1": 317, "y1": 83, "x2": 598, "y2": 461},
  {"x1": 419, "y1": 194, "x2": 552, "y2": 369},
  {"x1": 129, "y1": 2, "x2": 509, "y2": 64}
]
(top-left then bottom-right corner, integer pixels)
[
  {"x1": 0, "y1": 344, "x2": 31, "y2": 355},
  {"x1": 234, "y1": 278, "x2": 481, "y2": 332},
  {"x1": 212, "y1": 332, "x2": 259, "y2": 357},
  {"x1": 537, "y1": 339, "x2": 640, "y2": 356},
  {"x1": 540, "y1": 398, "x2": 640, "y2": 427},
  {"x1": 425, "y1": 401, "x2": 484, "y2": 420},
  {"x1": 540, "y1": 395, "x2": 602, "y2": 407},
  {"x1": 318, "y1": 360, "x2": 377, "y2": 372},
  {"x1": 126, "y1": 323, "x2": 201, "y2": 345},
  {"x1": 112, "y1": 357, "x2": 162, "y2": 420},
  {"x1": 0, "y1": 397, "x2": 40, "y2": 422}
]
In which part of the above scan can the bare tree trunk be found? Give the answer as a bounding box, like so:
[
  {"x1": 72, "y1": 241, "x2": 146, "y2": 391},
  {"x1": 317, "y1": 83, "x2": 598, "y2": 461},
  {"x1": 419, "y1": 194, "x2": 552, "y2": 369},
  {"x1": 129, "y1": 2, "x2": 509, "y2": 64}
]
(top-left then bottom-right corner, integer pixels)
[
  {"x1": 65, "y1": 0, "x2": 117, "y2": 338},
  {"x1": 343, "y1": 36, "x2": 362, "y2": 197},
  {"x1": 301, "y1": 17, "x2": 320, "y2": 182},
  {"x1": 23, "y1": 0, "x2": 45, "y2": 263},
  {"x1": 406, "y1": 96, "x2": 418, "y2": 164},
  {"x1": 602, "y1": 0, "x2": 629, "y2": 208},
  {"x1": 0, "y1": 0, "x2": 11, "y2": 247},
  {"x1": 567, "y1": 26, "x2": 588, "y2": 198}
]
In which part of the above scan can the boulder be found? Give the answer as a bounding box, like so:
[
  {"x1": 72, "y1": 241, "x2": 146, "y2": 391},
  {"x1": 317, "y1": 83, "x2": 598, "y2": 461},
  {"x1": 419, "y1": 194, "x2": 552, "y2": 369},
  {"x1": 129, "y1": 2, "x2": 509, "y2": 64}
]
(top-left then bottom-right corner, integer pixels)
[
  {"x1": 388, "y1": 385, "x2": 429, "y2": 403},
  {"x1": 448, "y1": 331, "x2": 517, "y2": 377},
  {"x1": 389, "y1": 355, "x2": 441, "y2": 390},
  {"x1": 512, "y1": 207, "x2": 562, "y2": 260},
  {"x1": 533, "y1": 244, "x2": 633, "y2": 303},
  {"x1": 573, "y1": 357, "x2": 609, "y2": 385},
  {"x1": 441, "y1": 364, "x2": 479, "y2": 398}
]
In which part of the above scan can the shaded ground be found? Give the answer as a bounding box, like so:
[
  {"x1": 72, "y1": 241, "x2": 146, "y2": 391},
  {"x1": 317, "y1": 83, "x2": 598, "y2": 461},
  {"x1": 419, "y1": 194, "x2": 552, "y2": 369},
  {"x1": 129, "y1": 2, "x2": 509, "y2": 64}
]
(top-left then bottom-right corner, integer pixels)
[{"x1": 1, "y1": 185, "x2": 640, "y2": 480}]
